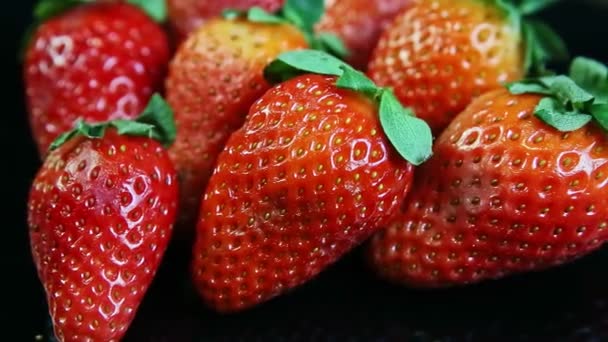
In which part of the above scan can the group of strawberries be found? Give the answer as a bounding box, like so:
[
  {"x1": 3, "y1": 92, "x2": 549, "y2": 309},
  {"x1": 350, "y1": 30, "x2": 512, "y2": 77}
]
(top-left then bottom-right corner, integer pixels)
[{"x1": 21, "y1": 0, "x2": 608, "y2": 341}]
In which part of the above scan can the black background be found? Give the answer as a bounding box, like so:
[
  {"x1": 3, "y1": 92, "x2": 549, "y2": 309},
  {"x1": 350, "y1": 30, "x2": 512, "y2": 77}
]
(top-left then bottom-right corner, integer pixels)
[{"x1": 5, "y1": 1, "x2": 608, "y2": 341}]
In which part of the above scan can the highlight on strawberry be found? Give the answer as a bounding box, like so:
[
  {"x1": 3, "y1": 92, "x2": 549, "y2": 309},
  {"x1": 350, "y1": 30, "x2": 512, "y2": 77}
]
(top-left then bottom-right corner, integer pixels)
[
  {"x1": 165, "y1": 0, "x2": 349, "y2": 232},
  {"x1": 368, "y1": 56, "x2": 608, "y2": 289},
  {"x1": 22, "y1": 0, "x2": 170, "y2": 157},
  {"x1": 367, "y1": 0, "x2": 569, "y2": 136},
  {"x1": 190, "y1": 49, "x2": 433, "y2": 313},
  {"x1": 27, "y1": 94, "x2": 179, "y2": 342}
]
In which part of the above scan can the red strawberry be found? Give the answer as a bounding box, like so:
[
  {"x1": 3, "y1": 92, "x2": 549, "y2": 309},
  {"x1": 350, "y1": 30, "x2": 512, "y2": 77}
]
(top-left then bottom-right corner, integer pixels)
[
  {"x1": 316, "y1": 0, "x2": 413, "y2": 70},
  {"x1": 166, "y1": 0, "x2": 347, "y2": 230},
  {"x1": 27, "y1": 96, "x2": 179, "y2": 342},
  {"x1": 368, "y1": 57, "x2": 608, "y2": 288},
  {"x1": 167, "y1": 0, "x2": 284, "y2": 40},
  {"x1": 191, "y1": 50, "x2": 432, "y2": 312},
  {"x1": 23, "y1": 1, "x2": 170, "y2": 156},
  {"x1": 367, "y1": 0, "x2": 567, "y2": 135}
]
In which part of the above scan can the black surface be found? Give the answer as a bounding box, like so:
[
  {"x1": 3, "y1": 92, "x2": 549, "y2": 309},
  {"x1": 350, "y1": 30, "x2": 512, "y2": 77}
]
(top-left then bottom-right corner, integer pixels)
[{"x1": 6, "y1": 1, "x2": 608, "y2": 341}]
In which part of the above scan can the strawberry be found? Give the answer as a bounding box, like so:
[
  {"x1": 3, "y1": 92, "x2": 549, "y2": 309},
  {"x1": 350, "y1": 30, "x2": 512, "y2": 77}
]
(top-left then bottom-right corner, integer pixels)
[
  {"x1": 166, "y1": 0, "x2": 347, "y2": 229},
  {"x1": 167, "y1": 0, "x2": 284, "y2": 41},
  {"x1": 367, "y1": 0, "x2": 568, "y2": 136},
  {"x1": 368, "y1": 57, "x2": 608, "y2": 288},
  {"x1": 316, "y1": 0, "x2": 413, "y2": 70},
  {"x1": 27, "y1": 95, "x2": 179, "y2": 342},
  {"x1": 190, "y1": 50, "x2": 433, "y2": 312},
  {"x1": 22, "y1": 0, "x2": 170, "y2": 157}
]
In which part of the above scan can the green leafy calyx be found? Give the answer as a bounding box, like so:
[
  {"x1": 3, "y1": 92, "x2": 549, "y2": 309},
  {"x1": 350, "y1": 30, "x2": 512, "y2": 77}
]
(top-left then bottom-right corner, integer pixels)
[
  {"x1": 506, "y1": 56, "x2": 608, "y2": 132},
  {"x1": 483, "y1": 0, "x2": 568, "y2": 76},
  {"x1": 264, "y1": 50, "x2": 433, "y2": 166},
  {"x1": 33, "y1": 0, "x2": 166, "y2": 22},
  {"x1": 222, "y1": 0, "x2": 349, "y2": 60},
  {"x1": 49, "y1": 94, "x2": 176, "y2": 151},
  {"x1": 34, "y1": 0, "x2": 90, "y2": 22},
  {"x1": 521, "y1": 19, "x2": 568, "y2": 75},
  {"x1": 516, "y1": 0, "x2": 561, "y2": 15},
  {"x1": 126, "y1": 0, "x2": 167, "y2": 23}
]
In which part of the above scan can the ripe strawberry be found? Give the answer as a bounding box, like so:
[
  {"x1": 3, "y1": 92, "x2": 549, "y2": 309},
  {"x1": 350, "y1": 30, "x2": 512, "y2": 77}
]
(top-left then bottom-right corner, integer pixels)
[
  {"x1": 367, "y1": 0, "x2": 567, "y2": 135},
  {"x1": 23, "y1": 0, "x2": 170, "y2": 156},
  {"x1": 166, "y1": 0, "x2": 347, "y2": 229},
  {"x1": 368, "y1": 57, "x2": 608, "y2": 288},
  {"x1": 316, "y1": 0, "x2": 412, "y2": 70},
  {"x1": 191, "y1": 50, "x2": 433, "y2": 312},
  {"x1": 167, "y1": 0, "x2": 284, "y2": 40},
  {"x1": 27, "y1": 95, "x2": 179, "y2": 342}
]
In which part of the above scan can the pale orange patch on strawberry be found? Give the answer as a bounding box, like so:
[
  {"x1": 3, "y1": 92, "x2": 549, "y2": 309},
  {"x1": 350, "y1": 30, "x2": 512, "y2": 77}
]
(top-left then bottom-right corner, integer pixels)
[
  {"x1": 368, "y1": 0, "x2": 524, "y2": 135},
  {"x1": 166, "y1": 19, "x2": 308, "y2": 231}
]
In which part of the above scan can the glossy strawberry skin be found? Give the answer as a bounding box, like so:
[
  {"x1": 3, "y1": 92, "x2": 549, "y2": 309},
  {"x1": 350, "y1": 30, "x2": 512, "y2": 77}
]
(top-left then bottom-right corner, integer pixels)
[
  {"x1": 369, "y1": 89, "x2": 608, "y2": 288},
  {"x1": 316, "y1": 0, "x2": 412, "y2": 70},
  {"x1": 367, "y1": 0, "x2": 523, "y2": 135},
  {"x1": 166, "y1": 19, "x2": 307, "y2": 230},
  {"x1": 23, "y1": 3, "x2": 170, "y2": 156},
  {"x1": 191, "y1": 74, "x2": 414, "y2": 312},
  {"x1": 27, "y1": 130, "x2": 178, "y2": 342},
  {"x1": 167, "y1": 0, "x2": 284, "y2": 40}
]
